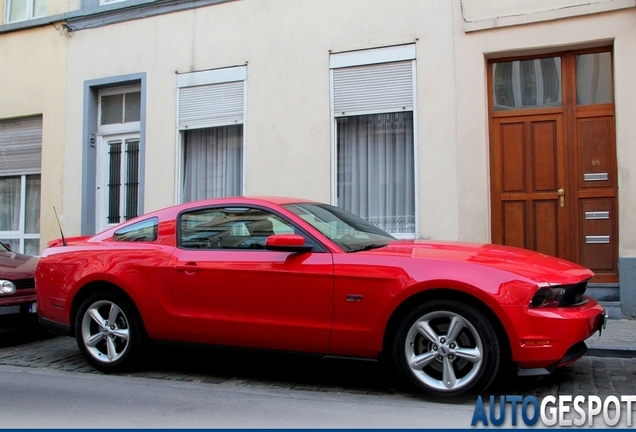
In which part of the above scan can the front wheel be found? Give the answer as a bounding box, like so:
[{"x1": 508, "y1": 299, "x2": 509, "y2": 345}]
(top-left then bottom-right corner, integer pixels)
[
  {"x1": 392, "y1": 300, "x2": 500, "y2": 398},
  {"x1": 75, "y1": 291, "x2": 144, "y2": 373}
]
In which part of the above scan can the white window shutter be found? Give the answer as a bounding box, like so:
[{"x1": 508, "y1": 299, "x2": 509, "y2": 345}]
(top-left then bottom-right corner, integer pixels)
[
  {"x1": 333, "y1": 61, "x2": 413, "y2": 117},
  {"x1": 0, "y1": 116, "x2": 42, "y2": 176},
  {"x1": 178, "y1": 81, "x2": 244, "y2": 130}
]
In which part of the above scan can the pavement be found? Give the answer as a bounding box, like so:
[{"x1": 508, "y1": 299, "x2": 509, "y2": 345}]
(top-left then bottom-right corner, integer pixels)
[
  {"x1": 585, "y1": 318, "x2": 636, "y2": 357},
  {"x1": 0, "y1": 314, "x2": 634, "y2": 402}
]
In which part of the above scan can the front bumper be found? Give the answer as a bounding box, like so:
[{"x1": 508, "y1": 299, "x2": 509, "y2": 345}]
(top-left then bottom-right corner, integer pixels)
[
  {"x1": 0, "y1": 288, "x2": 37, "y2": 313},
  {"x1": 505, "y1": 296, "x2": 606, "y2": 372}
]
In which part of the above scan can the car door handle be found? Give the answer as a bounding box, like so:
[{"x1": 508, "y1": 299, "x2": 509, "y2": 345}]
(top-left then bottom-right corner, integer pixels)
[{"x1": 174, "y1": 263, "x2": 202, "y2": 273}]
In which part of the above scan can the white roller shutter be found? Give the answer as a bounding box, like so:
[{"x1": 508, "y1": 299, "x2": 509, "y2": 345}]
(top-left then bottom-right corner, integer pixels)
[
  {"x1": 177, "y1": 66, "x2": 246, "y2": 130},
  {"x1": 0, "y1": 116, "x2": 42, "y2": 177},
  {"x1": 332, "y1": 61, "x2": 414, "y2": 116},
  {"x1": 179, "y1": 81, "x2": 244, "y2": 130}
]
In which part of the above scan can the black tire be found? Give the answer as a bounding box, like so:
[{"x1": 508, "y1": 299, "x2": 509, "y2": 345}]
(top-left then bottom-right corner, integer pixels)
[
  {"x1": 74, "y1": 291, "x2": 144, "y2": 373},
  {"x1": 391, "y1": 299, "x2": 500, "y2": 398}
]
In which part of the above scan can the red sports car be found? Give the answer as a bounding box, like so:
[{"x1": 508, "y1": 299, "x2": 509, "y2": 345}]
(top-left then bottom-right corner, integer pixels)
[
  {"x1": 36, "y1": 197, "x2": 606, "y2": 397},
  {"x1": 1, "y1": 241, "x2": 38, "y2": 315}
]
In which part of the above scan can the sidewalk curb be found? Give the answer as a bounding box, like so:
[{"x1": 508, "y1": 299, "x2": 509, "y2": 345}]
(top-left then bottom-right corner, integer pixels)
[{"x1": 587, "y1": 348, "x2": 636, "y2": 358}]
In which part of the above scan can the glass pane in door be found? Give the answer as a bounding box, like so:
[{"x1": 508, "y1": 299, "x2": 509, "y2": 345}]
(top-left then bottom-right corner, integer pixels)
[
  {"x1": 576, "y1": 52, "x2": 613, "y2": 105},
  {"x1": 493, "y1": 57, "x2": 562, "y2": 110}
]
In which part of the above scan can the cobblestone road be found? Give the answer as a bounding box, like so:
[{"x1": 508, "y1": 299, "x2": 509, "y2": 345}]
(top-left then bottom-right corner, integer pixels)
[{"x1": 1, "y1": 315, "x2": 635, "y2": 402}]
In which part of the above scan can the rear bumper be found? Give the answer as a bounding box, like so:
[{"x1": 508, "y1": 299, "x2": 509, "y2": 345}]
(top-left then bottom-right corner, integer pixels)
[{"x1": 506, "y1": 297, "x2": 606, "y2": 371}]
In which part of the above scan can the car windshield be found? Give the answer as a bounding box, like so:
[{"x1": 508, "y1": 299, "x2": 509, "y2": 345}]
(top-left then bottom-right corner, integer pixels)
[
  {"x1": 283, "y1": 203, "x2": 395, "y2": 252},
  {"x1": 0, "y1": 242, "x2": 9, "y2": 252}
]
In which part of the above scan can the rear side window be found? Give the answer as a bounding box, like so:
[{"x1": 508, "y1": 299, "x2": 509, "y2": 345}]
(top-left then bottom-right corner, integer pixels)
[{"x1": 113, "y1": 217, "x2": 158, "y2": 242}]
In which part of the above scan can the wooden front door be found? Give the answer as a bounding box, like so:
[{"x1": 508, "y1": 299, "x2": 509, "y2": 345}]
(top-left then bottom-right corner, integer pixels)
[{"x1": 489, "y1": 48, "x2": 618, "y2": 282}]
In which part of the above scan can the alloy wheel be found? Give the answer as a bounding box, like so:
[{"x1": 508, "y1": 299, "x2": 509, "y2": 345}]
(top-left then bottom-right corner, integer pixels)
[{"x1": 404, "y1": 310, "x2": 484, "y2": 392}]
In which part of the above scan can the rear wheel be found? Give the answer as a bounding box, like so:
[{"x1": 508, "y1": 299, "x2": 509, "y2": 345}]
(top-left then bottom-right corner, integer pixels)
[
  {"x1": 392, "y1": 299, "x2": 500, "y2": 398},
  {"x1": 75, "y1": 291, "x2": 144, "y2": 373}
]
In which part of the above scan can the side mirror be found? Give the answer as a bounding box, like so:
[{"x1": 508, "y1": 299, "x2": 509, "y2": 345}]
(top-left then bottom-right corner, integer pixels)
[{"x1": 265, "y1": 234, "x2": 312, "y2": 253}]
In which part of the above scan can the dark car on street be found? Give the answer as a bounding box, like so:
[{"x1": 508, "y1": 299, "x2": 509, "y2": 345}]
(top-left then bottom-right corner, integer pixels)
[{"x1": 0, "y1": 242, "x2": 38, "y2": 315}]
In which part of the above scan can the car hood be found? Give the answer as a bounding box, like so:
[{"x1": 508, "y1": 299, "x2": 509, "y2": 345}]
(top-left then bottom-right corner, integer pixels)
[
  {"x1": 371, "y1": 240, "x2": 593, "y2": 284},
  {"x1": 0, "y1": 251, "x2": 38, "y2": 280}
]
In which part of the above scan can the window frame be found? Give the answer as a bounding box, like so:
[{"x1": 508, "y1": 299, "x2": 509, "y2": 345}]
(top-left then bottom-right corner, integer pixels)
[
  {"x1": 94, "y1": 84, "x2": 142, "y2": 232},
  {"x1": 492, "y1": 57, "x2": 563, "y2": 111},
  {"x1": 329, "y1": 45, "x2": 419, "y2": 239},
  {"x1": 81, "y1": 74, "x2": 146, "y2": 237},
  {"x1": 113, "y1": 217, "x2": 158, "y2": 242},
  {"x1": 176, "y1": 205, "x2": 327, "y2": 253},
  {"x1": 95, "y1": 133, "x2": 140, "y2": 230},
  {"x1": 4, "y1": 0, "x2": 45, "y2": 23},
  {"x1": 97, "y1": 85, "x2": 141, "y2": 135},
  {"x1": 0, "y1": 174, "x2": 40, "y2": 255},
  {"x1": 98, "y1": 0, "x2": 125, "y2": 6},
  {"x1": 175, "y1": 66, "x2": 247, "y2": 204}
]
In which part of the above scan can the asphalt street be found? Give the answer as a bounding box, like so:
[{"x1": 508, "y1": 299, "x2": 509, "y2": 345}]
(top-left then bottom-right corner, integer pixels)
[{"x1": 0, "y1": 314, "x2": 635, "y2": 428}]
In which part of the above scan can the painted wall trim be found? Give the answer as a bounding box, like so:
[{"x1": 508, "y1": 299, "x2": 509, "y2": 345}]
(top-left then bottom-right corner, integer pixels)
[
  {"x1": 462, "y1": 0, "x2": 636, "y2": 32},
  {"x1": 81, "y1": 72, "x2": 146, "y2": 235},
  {"x1": 67, "y1": 0, "x2": 235, "y2": 31},
  {"x1": 0, "y1": 0, "x2": 234, "y2": 34}
]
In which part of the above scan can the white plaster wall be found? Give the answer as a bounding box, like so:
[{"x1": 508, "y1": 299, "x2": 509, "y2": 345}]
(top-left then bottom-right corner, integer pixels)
[
  {"x1": 62, "y1": 0, "x2": 460, "y2": 241},
  {"x1": 56, "y1": 0, "x2": 635, "y2": 258},
  {"x1": 0, "y1": 27, "x2": 67, "y2": 252}
]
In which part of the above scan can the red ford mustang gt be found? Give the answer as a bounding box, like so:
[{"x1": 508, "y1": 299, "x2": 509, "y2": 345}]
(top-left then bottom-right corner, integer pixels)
[{"x1": 36, "y1": 197, "x2": 606, "y2": 397}]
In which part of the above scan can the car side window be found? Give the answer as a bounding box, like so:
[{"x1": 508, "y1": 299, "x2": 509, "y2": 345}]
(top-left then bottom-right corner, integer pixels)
[
  {"x1": 179, "y1": 207, "x2": 315, "y2": 250},
  {"x1": 113, "y1": 217, "x2": 158, "y2": 242}
]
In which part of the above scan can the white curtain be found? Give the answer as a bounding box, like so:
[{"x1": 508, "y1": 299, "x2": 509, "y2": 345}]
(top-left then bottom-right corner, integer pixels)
[
  {"x1": 0, "y1": 176, "x2": 21, "y2": 232},
  {"x1": 337, "y1": 112, "x2": 415, "y2": 234},
  {"x1": 25, "y1": 175, "x2": 41, "y2": 234},
  {"x1": 182, "y1": 125, "x2": 243, "y2": 203}
]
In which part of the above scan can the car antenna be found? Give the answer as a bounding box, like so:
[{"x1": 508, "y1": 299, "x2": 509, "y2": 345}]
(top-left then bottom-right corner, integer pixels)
[{"x1": 53, "y1": 206, "x2": 68, "y2": 246}]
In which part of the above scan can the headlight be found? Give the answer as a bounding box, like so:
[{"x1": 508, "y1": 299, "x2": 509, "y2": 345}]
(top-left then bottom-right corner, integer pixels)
[
  {"x1": 530, "y1": 281, "x2": 589, "y2": 308},
  {"x1": 0, "y1": 280, "x2": 17, "y2": 295},
  {"x1": 530, "y1": 286, "x2": 566, "y2": 308}
]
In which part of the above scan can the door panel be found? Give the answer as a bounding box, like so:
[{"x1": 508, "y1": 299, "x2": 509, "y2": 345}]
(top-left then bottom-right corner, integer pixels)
[
  {"x1": 532, "y1": 122, "x2": 558, "y2": 192},
  {"x1": 534, "y1": 200, "x2": 559, "y2": 257},
  {"x1": 501, "y1": 123, "x2": 525, "y2": 193},
  {"x1": 579, "y1": 199, "x2": 617, "y2": 272},
  {"x1": 575, "y1": 115, "x2": 618, "y2": 278},
  {"x1": 502, "y1": 201, "x2": 525, "y2": 248},
  {"x1": 578, "y1": 117, "x2": 615, "y2": 190},
  {"x1": 492, "y1": 116, "x2": 565, "y2": 257},
  {"x1": 168, "y1": 249, "x2": 334, "y2": 353}
]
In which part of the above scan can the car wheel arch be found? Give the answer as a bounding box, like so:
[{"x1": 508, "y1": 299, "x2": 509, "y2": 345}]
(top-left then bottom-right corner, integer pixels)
[
  {"x1": 69, "y1": 281, "x2": 147, "y2": 339},
  {"x1": 381, "y1": 288, "x2": 512, "y2": 368}
]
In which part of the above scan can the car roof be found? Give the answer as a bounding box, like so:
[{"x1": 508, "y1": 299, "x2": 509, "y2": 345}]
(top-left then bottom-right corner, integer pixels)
[
  {"x1": 166, "y1": 196, "x2": 318, "y2": 212},
  {"x1": 88, "y1": 196, "x2": 324, "y2": 242}
]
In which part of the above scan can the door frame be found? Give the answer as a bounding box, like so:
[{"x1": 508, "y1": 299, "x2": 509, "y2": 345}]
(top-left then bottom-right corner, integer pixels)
[{"x1": 488, "y1": 47, "x2": 618, "y2": 282}]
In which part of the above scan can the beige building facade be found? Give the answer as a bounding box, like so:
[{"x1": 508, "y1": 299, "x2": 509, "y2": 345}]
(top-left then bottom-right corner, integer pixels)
[{"x1": 1, "y1": 0, "x2": 635, "y2": 317}]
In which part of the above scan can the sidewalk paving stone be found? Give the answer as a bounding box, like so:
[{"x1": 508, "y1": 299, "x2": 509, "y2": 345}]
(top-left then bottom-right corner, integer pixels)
[{"x1": 0, "y1": 318, "x2": 634, "y2": 401}]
